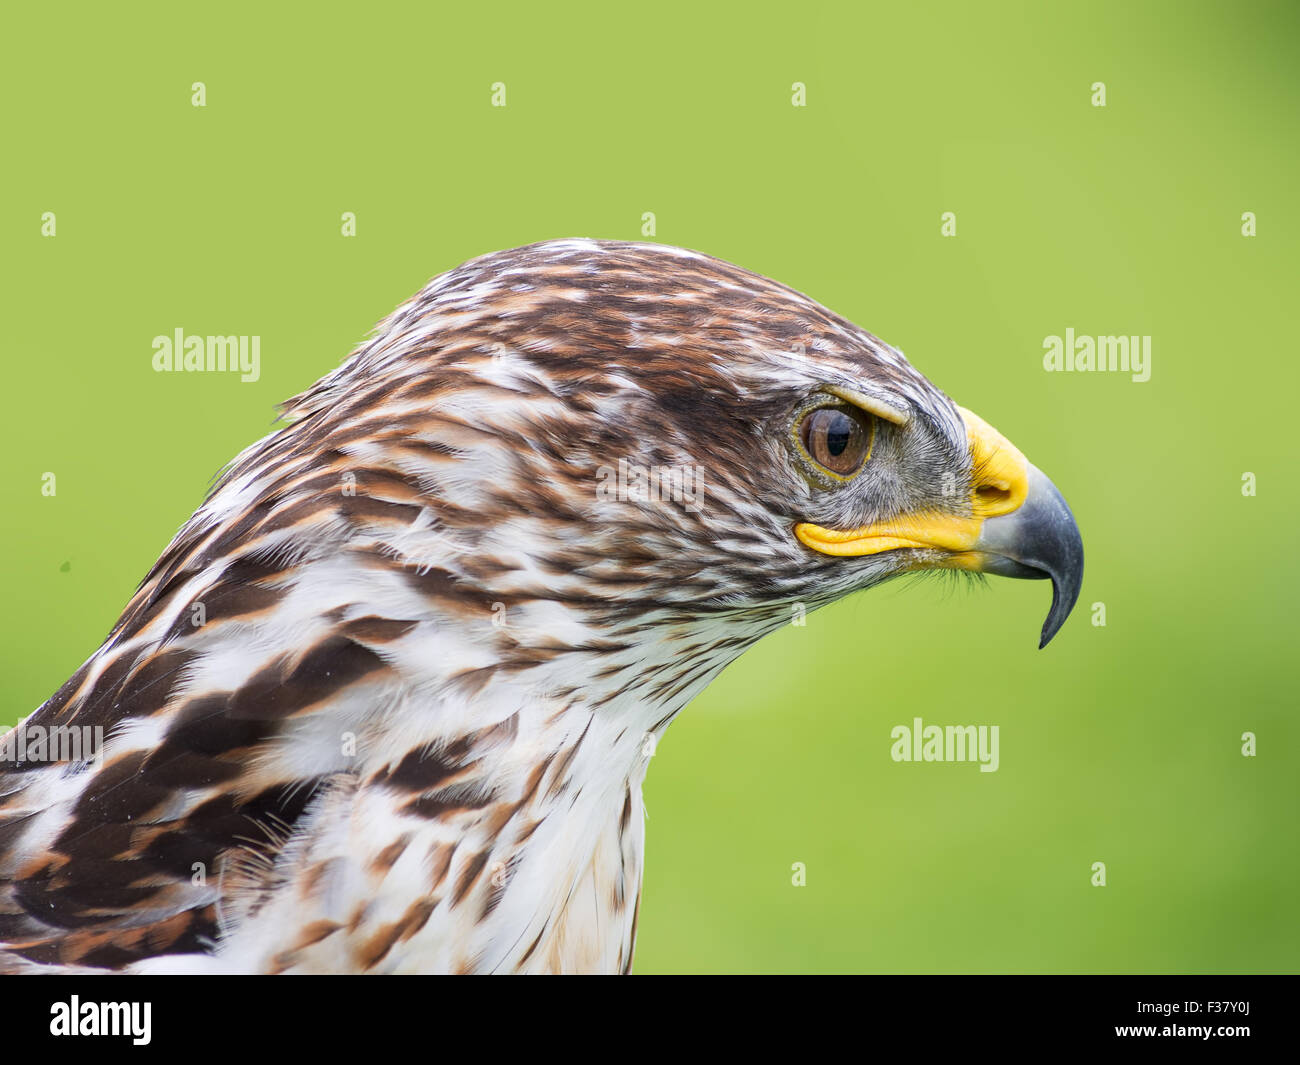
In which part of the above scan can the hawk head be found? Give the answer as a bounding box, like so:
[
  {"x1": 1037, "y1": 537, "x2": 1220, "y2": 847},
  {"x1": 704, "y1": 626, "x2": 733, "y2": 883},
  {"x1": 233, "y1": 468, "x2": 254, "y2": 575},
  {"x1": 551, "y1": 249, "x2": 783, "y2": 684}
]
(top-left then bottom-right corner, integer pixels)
[{"x1": 276, "y1": 238, "x2": 1082, "y2": 660}]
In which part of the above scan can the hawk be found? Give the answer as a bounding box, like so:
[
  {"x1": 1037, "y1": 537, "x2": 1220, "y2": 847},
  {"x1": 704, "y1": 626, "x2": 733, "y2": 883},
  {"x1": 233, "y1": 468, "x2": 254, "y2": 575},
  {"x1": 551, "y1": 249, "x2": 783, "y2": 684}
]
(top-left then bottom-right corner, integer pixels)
[{"x1": 0, "y1": 240, "x2": 1082, "y2": 973}]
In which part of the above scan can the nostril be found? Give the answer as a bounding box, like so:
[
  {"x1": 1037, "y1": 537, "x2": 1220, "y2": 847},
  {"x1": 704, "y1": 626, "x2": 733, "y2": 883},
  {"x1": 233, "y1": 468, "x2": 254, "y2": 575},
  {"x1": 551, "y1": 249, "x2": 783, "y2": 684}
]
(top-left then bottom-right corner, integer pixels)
[{"x1": 976, "y1": 482, "x2": 1014, "y2": 510}]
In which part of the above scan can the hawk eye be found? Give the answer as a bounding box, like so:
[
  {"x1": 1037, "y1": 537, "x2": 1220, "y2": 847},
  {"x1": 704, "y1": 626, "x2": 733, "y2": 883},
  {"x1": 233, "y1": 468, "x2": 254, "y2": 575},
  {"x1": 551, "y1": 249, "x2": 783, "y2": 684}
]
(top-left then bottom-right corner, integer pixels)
[{"x1": 798, "y1": 405, "x2": 874, "y2": 477}]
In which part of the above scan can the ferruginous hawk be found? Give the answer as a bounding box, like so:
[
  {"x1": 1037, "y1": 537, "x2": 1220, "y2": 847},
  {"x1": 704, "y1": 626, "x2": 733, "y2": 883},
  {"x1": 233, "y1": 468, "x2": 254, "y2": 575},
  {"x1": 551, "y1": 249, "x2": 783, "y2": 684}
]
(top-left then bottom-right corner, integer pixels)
[{"x1": 0, "y1": 240, "x2": 1082, "y2": 973}]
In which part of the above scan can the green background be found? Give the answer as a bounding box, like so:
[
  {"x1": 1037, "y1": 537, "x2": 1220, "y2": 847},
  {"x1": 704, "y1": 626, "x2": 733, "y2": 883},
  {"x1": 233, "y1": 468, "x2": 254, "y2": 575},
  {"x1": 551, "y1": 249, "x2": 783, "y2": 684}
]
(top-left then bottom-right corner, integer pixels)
[{"x1": 2, "y1": 1, "x2": 1296, "y2": 973}]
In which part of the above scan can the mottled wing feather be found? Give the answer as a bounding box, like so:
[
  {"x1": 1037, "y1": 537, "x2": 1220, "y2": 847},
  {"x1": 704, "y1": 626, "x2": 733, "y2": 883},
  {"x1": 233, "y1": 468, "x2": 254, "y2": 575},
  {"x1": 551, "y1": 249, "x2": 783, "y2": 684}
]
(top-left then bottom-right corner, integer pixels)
[{"x1": 0, "y1": 545, "x2": 373, "y2": 969}]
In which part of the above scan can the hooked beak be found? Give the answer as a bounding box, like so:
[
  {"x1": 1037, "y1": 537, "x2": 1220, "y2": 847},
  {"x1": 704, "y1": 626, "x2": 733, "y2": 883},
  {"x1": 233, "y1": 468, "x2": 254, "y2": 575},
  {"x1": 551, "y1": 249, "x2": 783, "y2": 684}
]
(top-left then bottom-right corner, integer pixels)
[
  {"x1": 966, "y1": 460, "x2": 1084, "y2": 648},
  {"x1": 794, "y1": 406, "x2": 1084, "y2": 648}
]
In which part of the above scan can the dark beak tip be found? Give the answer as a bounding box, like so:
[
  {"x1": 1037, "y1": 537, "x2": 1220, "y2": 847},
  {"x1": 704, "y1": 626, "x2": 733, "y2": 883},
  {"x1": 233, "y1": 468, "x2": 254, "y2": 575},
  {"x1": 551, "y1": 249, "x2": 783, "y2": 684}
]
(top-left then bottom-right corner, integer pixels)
[
  {"x1": 960, "y1": 462, "x2": 1084, "y2": 650},
  {"x1": 1038, "y1": 623, "x2": 1056, "y2": 651},
  {"x1": 1036, "y1": 544, "x2": 1084, "y2": 650}
]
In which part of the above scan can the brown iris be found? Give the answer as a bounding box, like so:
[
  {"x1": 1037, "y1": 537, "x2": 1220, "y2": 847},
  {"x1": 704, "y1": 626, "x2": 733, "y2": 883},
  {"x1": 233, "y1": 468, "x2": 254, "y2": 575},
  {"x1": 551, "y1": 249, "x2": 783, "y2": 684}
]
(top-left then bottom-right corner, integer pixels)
[{"x1": 799, "y1": 405, "x2": 874, "y2": 477}]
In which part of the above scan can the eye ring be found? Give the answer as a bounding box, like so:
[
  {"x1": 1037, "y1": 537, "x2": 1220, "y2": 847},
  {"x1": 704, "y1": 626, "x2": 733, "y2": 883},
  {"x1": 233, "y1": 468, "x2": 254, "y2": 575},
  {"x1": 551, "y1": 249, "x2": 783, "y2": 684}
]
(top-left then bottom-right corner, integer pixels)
[{"x1": 795, "y1": 404, "x2": 875, "y2": 479}]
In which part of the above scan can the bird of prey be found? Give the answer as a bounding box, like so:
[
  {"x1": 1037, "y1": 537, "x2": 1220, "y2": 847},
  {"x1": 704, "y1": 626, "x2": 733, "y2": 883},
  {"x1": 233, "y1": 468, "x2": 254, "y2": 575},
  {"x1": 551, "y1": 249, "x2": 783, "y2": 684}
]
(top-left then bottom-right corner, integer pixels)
[{"x1": 0, "y1": 239, "x2": 1082, "y2": 974}]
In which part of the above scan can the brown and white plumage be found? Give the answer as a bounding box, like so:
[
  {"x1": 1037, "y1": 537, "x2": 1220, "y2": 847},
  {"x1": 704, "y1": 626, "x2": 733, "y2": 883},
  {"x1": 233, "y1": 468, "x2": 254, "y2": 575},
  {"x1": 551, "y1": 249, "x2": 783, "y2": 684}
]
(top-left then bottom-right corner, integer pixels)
[{"x1": 0, "y1": 239, "x2": 1082, "y2": 973}]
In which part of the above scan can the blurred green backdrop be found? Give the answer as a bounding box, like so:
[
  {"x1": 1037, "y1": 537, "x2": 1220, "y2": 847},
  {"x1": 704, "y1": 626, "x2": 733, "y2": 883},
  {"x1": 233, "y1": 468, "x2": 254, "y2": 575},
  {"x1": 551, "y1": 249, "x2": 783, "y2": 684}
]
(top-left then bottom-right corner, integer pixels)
[{"x1": 2, "y1": 0, "x2": 1296, "y2": 973}]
